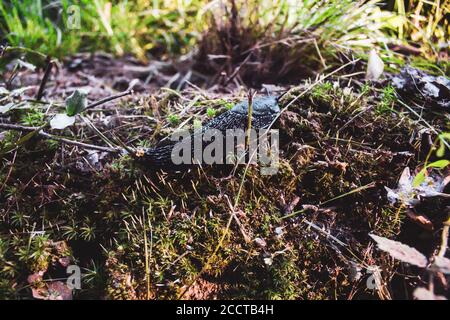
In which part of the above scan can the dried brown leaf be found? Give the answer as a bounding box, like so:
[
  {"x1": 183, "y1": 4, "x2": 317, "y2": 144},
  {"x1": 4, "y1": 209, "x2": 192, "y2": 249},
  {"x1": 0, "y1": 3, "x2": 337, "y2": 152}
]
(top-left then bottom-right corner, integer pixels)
[
  {"x1": 413, "y1": 287, "x2": 447, "y2": 300},
  {"x1": 369, "y1": 234, "x2": 428, "y2": 268},
  {"x1": 431, "y1": 256, "x2": 450, "y2": 274}
]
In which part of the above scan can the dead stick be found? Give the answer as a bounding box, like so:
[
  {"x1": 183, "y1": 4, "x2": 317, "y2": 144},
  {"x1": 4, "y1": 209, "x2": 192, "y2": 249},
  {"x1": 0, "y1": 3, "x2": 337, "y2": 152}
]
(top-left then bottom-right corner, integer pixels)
[
  {"x1": 438, "y1": 225, "x2": 449, "y2": 257},
  {"x1": 36, "y1": 56, "x2": 54, "y2": 101},
  {"x1": 85, "y1": 89, "x2": 133, "y2": 110},
  {"x1": 224, "y1": 53, "x2": 252, "y2": 86},
  {"x1": 245, "y1": 89, "x2": 254, "y2": 149},
  {"x1": 0, "y1": 123, "x2": 120, "y2": 153}
]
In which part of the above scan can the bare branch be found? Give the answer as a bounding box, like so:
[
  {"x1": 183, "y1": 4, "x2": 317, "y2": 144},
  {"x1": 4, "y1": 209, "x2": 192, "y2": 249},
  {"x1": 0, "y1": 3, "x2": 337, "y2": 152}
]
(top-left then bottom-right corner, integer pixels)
[
  {"x1": 0, "y1": 123, "x2": 121, "y2": 153},
  {"x1": 85, "y1": 89, "x2": 134, "y2": 110},
  {"x1": 36, "y1": 56, "x2": 54, "y2": 101}
]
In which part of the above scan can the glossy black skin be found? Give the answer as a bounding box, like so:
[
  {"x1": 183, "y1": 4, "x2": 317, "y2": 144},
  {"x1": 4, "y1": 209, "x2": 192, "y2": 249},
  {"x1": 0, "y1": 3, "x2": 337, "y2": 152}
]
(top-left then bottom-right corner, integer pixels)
[{"x1": 140, "y1": 96, "x2": 281, "y2": 169}]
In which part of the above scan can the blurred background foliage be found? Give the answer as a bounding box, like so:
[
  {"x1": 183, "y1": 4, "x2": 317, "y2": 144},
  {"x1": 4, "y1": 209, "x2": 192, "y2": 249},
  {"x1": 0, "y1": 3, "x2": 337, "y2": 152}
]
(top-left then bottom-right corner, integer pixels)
[{"x1": 0, "y1": 0, "x2": 448, "y2": 70}]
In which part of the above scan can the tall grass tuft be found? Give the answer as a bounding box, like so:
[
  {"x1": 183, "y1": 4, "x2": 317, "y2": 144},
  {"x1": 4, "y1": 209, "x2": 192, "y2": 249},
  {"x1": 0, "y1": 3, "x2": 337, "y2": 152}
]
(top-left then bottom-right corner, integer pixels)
[
  {"x1": 0, "y1": 0, "x2": 205, "y2": 59},
  {"x1": 195, "y1": 0, "x2": 397, "y2": 86}
]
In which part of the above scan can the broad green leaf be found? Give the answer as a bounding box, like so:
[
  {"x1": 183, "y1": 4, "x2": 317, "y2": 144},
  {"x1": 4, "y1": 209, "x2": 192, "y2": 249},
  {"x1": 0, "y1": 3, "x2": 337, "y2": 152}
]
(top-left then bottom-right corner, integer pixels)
[
  {"x1": 50, "y1": 113, "x2": 75, "y2": 130},
  {"x1": 428, "y1": 159, "x2": 450, "y2": 169},
  {"x1": 413, "y1": 160, "x2": 450, "y2": 187},
  {"x1": 439, "y1": 133, "x2": 450, "y2": 140},
  {"x1": 436, "y1": 140, "x2": 445, "y2": 158},
  {"x1": 436, "y1": 133, "x2": 449, "y2": 158},
  {"x1": 412, "y1": 169, "x2": 426, "y2": 188},
  {"x1": 65, "y1": 90, "x2": 88, "y2": 116}
]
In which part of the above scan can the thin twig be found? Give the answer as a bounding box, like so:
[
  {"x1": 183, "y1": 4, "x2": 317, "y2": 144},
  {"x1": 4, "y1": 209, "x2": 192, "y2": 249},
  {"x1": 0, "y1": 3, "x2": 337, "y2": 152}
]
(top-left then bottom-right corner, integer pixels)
[
  {"x1": 0, "y1": 123, "x2": 120, "y2": 153},
  {"x1": 85, "y1": 89, "x2": 134, "y2": 110},
  {"x1": 36, "y1": 56, "x2": 54, "y2": 101},
  {"x1": 0, "y1": 150, "x2": 17, "y2": 192},
  {"x1": 438, "y1": 225, "x2": 449, "y2": 257},
  {"x1": 40, "y1": 131, "x2": 121, "y2": 153},
  {"x1": 268, "y1": 59, "x2": 360, "y2": 131},
  {"x1": 0, "y1": 123, "x2": 37, "y2": 132},
  {"x1": 224, "y1": 53, "x2": 252, "y2": 86},
  {"x1": 397, "y1": 98, "x2": 450, "y2": 150},
  {"x1": 246, "y1": 89, "x2": 255, "y2": 148}
]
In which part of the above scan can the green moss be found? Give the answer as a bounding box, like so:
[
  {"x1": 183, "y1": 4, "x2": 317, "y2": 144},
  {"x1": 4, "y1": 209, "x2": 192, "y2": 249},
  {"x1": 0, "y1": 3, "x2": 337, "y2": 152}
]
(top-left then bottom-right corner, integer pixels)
[
  {"x1": 376, "y1": 85, "x2": 396, "y2": 114},
  {"x1": 168, "y1": 114, "x2": 180, "y2": 126},
  {"x1": 20, "y1": 108, "x2": 45, "y2": 127},
  {"x1": 206, "y1": 107, "x2": 216, "y2": 118}
]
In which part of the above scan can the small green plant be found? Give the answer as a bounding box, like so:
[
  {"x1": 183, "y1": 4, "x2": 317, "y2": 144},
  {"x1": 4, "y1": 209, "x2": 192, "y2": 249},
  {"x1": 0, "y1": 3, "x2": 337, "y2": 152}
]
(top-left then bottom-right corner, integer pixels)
[
  {"x1": 0, "y1": 131, "x2": 20, "y2": 151},
  {"x1": 436, "y1": 132, "x2": 450, "y2": 158},
  {"x1": 80, "y1": 223, "x2": 96, "y2": 241},
  {"x1": 413, "y1": 159, "x2": 450, "y2": 187},
  {"x1": 109, "y1": 154, "x2": 132, "y2": 176},
  {"x1": 46, "y1": 139, "x2": 60, "y2": 150},
  {"x1": 360, "y1": 83, "x2": 371, "y2": 95},
  {"x1": 206, "y1": 107, "x2": 216, "y2": 118},
  {"x1": 193, "y1": 118, "x2": 202, "y2": 129},
  {"x1": 82, "y1": 260, "x2": 106, "y2": 291},
  {"x1": 50, "y1": 89, "x2": 88, "y2": 130},
  {"x1": 10, "y1": 211, "x2": 29, "y2": 227},
  {"x1": 377, "y1": 85, "x2": 396, "y2": 113},
  {"x1": 311, "y1": 81, "x2": 333, "y2": 100},
  {"x1": 136, "y1": 140, "x2": 151, "y2": 148},
  {"x1": 28, "y1": 234, "x2": 51, "y2": 272},
  {"x1": 20, "y1": 108, "x2": 45, "y2": 126},
  {"x1": 168, "y1": 114, "x2": 180, "y2": 126},
  {"x1": 62, "y1": 224, "x2": 79, "y2": 241},
  {"x1": 0, "y1": 0, "x2": 80, "y2": 57},
  {"x1": 413, "y1": 132, "x2": 450, "y2": 187},
  {"x1": 221, "y1": 100, "x2": 234, "y2": 110}
]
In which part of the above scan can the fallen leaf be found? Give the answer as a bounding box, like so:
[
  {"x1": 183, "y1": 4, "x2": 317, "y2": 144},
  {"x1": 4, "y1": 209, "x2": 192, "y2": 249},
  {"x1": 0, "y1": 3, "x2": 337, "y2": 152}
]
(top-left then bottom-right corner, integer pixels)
[
  {"x1": 58, "y1": 257, "x2": 71, "y2": 268},
  {"x1": 50, "y1": 113, "x2": 75, "y2": 130},
  {"x1": 369, "y1": 234, "x2": 428, "y2": 268},
  {"x1": 431, "y1": 256, "x2": 450, "y2": 274},
  {"x1": 413, "y1": 287, "x2": 447, "y2": 300},
  {"x1": 385, "y1": 167, "x2": 450, "y2": 207},
  {"x1": 47, "y1": 281, "x2": 73, "y2": 300},
  {"x1": 27, "y1": 272, "x2": 44, "y2": 285}
]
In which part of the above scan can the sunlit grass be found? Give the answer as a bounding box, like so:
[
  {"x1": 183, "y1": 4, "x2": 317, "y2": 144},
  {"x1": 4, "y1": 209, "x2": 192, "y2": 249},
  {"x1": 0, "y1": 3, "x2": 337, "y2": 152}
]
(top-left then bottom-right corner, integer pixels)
[
  {"x1": 0, "y1": 0, "x2": 205, "y2": 59},
  {"x1": 0, "y1": 0, "x2": 447, "y2": 75},
  {"x1": 393, "y1": 0, "x2": 449, "y2": 60}
]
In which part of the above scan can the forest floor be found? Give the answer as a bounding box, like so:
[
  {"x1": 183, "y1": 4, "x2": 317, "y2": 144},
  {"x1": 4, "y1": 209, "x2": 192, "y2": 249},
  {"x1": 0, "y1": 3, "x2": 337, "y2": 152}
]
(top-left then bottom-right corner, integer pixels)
[{"x1": 0, "y1": 50, "x2": 449, "y2": 300}]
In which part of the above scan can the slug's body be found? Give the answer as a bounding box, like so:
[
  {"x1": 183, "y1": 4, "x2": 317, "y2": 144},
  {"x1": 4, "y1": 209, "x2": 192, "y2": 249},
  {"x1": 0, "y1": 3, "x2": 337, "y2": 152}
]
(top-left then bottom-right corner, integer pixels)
[{"x1": 140, "y1": 96, "x2": 281, "y2": 168}]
